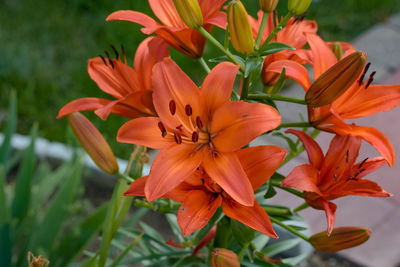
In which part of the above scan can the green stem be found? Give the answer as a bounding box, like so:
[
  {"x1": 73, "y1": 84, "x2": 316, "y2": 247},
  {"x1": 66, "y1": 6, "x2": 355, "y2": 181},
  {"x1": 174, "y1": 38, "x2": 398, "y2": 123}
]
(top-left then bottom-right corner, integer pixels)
[
  {"x1": 264, "y1": 12, "x2": 293, "y2": 45},
  {"x1": 193, "y1": 208, "x2": 224, "y2": 244},
  {"x1": 264, "y1": 206, "x2": 291, "y2": 216},
  {"x1": 270, "y1": 217, "x2": 309, "y2": 242},
  {"x1": 240, "y1": 76, "x2": 251, "y2": 100},
  {"x1": 198, "y1": 57, "x2": 210, "y2": 73},
  {"x1": 118, "y1": 173, "x2": 134, "y2": 183},
  {"x1": 293, "y1": 202, "x2": 309, "y2": 213},
  {"x1": 276, "y1": 122, "x2": 312, "y2": 130},
  {"x1": 255, "y1": 12, "x2": 269, "y2": 49},
  {"x1": 238, "y1": 243, "x2": 249, "y2": 260},
  {"x1": 270, "y1": 180, "x2": 303, "y2": 198},
  {"x1": 198, "y1": 27, "x2": 245, "y2": 72},
  {"x1": 248, "y1": 94, "x2": 306, "y2": 105}
]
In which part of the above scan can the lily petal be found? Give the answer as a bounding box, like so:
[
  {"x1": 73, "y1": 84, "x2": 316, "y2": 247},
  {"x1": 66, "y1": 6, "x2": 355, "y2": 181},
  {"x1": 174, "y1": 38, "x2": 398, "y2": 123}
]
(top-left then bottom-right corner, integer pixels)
[
  {"x1": 222, "y1": 199, "x2": 277, "y2": 238},
  {"x1": 149, "y1": 0, "x2": 186, "y2": 28},
  {"x1": 203, "y1": 150, "x2": 254, "y2": 207},
  {"x1": 236, "y1": 146, "x2": 286, "y2": 190},
  {"x1": 117, "y1": 117, "x2": 172, "y2": 149},
  {"x1": 152, "y1": 58, "x2": 203, "y2": 132},
  {"x1": 106, "y1": 10, "x2": 160, "y2": 34},
  {"x1": 351, "y1": 157, "x2": 386, "y2": 179},
  {"x1": 200, "y1": 62, "x2": 240, "y2": 116},
  {"x1": 145, "y1": 144, "x2": 203, "y2": 201},
  {"x1": 322, "y1": 199, "x2": 337, "y2": 235},
  {"x1": 211, "y1": 101, "x2": 281, "y2": 152},
  {"x1": 124, "y1": 176, "x2": 148, "y2": 197},
  {"x1": 178, "y1": 190, "x2": 222, "y2": 236},
  {"x1": 264, "y1": 60, "x2": 311, "y2": 91},
  {"x1": 57, "y1": 97, "x2": 112, "y2": 119},
  {"x1": 134, "y1": 36, "x2": 169, "y2": 90},
  {"x1": 306, "y1": 33, "x2": 337, "y2": 79},
  {"x1": 334, "y1": 125, "x2": 395, "y2": 167},
  {"x1": 331, "y1": 179, "x2": 391, "y2": 198},
  {"x1": 336, "y1": 84, "x2": 400, "y2": 119},
  {"x1": 282, "y1": 164, "x2": 323, "y2": 195}
]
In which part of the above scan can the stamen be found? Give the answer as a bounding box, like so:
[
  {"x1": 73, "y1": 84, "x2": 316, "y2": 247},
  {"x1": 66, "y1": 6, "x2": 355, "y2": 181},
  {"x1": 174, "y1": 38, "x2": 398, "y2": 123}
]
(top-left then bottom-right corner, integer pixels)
[
  {"x1": 354, "y1": 168, "x2": 366, "y2": 178},
  {"x1": 104, "y1": 51, "x2": 111, "y2": 59},
  {"x1": 176, "y1": 124, "x2": 183, "y2": 131},
  {"x1": 110, "y1": 44, "x2": 119, "y2": 59},
  {"x1": 196, "y1": 116, "x2": 203, "y2": 129},
  {"x1": 192, "y1": 131, "x2": 199, "y2": 143},
  {"x1": 169, "y1": 100, "x2": 176, "y2": 115},
  {"x1": 365, "y1": 71, "x2": 376, "y2": 89},
  {"x1": 158, "y1": 122, "x2": 167, "y2": 137},
  {"x1": 346, "y1": 150, "x2": 349, "y2": 163},
  {"x1": 121, "y1": 44, "x2": 127, "y2": 63},
  {"x1": 185, "y1": 104, "x2": 192, "y2": 116},
  {"x1": 99, "y1": 55, "x2": 107, "y2": 65},
  {"x1": 358, "y1": 157, "x2": 369, "y2": 169},
  {"x1": 346, "y1": 177, "x2": 358, "y2": 182},
  {"x1": 358, "y1": 62, "x2": 370, "y2": 86},
  {"x1": 174, "y1": 132, "x2": 182, "y2": 144},
  {"x1": 108, "y1": 58, "x2": 114, "y2": 69}
]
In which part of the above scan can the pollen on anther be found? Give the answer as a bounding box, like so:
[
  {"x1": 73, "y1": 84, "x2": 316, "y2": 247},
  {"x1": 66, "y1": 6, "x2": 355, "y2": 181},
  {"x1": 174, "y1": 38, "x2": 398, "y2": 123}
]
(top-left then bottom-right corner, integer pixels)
[
  {"x1": 192, "y1": 131, "x2": 199, "y2": 143},
  {"x1": 108, "y1": 58, "x2": 114, "y2": 69},
  {"x1": 365, "y1": 71, "x2": 376, "y2": 89},
  {"x1": 110, "y1": 44, "x2": 120, "y2": 59},
  {"x1": 169, "y1": 100, "x2": 176, "y2": 115},
  {"x1": 185, "y1": 104, "x2": 193, "y2": 116},
  {"x1": 196, "y1": 116, "x2": 203, "y2": 129},
  {"x1": 99, "y1": 55, "x2": 107, "y2": 65},
  {"x1": 158, "y1": 122, "x2": 167, "y2": 137},
  {"x1": 174, "y1": 132, "x2": 182, "y2": 144}
]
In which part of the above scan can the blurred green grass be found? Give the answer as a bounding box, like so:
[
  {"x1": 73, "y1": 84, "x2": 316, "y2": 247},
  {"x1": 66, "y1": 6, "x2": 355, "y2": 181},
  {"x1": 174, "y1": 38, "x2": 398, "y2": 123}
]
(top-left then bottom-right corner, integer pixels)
[{"x1": 1, "y1": 0, "x2": 399, "y2": 157}]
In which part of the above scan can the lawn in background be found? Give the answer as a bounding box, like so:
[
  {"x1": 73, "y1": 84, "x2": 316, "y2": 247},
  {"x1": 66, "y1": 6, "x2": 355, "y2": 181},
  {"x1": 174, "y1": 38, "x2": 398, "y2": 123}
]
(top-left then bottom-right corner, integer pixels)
[{"x1": 1, "y1": 0, "x2": 399, "y2": 157}]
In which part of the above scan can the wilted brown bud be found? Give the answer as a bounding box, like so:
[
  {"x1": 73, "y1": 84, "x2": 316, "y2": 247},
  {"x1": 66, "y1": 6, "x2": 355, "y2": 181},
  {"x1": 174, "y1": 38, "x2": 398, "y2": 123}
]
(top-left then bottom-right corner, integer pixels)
[
  {"x1": 305, "y1": 51, "x2": 366, "y2": 107},
  {"x1": 68, "y1": 112, "x2": 119, "y2": 174},
  {"x1": 330, "y1": 42, "x2": 343, "y2": 61},
  {"x1": 288, "y1": 0, "x2": 312, "y2": 15},
  {"x1": 227, "y1": 0, "x2": 254, "y2": 55},
  {"x1": 173, "y1": 0, "x2": 203, "y2": 29},
  {"x1": 310, "y1": 227, "x2": 371, "y2": 252},
  {"x1": 27, "y1": 252, "x2": 49, "y2": 267},
  {"x1": 259, "y1": 0, "x2": 279, "y2": 13},
  {"x1": 211, "y1": 248, "x2": 240, "y2": 267}
]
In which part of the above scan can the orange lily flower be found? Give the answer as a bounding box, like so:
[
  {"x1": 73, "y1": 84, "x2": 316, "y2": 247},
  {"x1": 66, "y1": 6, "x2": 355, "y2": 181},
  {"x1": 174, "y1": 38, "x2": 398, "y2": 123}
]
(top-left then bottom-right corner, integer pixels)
[
  {"x1": 57, "y1": 36, "x2": 169, "y2": 120},
  {"x1": 125, "y1": 146, "x2": 286, "y2": 237},
  {"x1": 282, "y1": 129, "x2": 391, "y2": 234},
  {"x1": 265, "y1": 33, "x2": 400, "y2": 166},
  {"x1": 248, "y1": 11, "x2": 317, "y2": 85},
  {"x1": 106, "y1": 0, "x2": 227, "y2": 58},
  {"x1": 118, "y1": 59, "x2": 281, "y2": 205}
]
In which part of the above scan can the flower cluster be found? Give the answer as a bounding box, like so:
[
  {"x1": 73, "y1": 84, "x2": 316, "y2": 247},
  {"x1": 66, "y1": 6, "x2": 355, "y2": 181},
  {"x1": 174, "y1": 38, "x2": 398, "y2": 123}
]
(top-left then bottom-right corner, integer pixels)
[{"x1": 59, "y1": 0, "x2": 400, "y2": 262}]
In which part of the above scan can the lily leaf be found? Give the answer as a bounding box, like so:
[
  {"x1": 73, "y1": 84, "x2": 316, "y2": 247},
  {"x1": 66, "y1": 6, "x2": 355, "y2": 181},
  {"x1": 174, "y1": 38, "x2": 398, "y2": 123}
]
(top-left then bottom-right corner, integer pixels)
[{"x1": 258, "y1": 42, "x2": 295, "y2": 56}]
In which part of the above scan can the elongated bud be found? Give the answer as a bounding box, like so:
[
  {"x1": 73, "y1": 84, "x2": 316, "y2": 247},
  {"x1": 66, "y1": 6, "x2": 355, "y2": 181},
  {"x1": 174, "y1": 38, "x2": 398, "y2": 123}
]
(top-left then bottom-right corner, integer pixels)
[
  {"x1": 330, "y1": 42, "x2": 343, "y2": 61},
  {"x1": 228, "y1": 0, "x2": 254, "y2": 55},
  {"x1": 288, "y1": 0, "x2": 312, "y2": 15},
  {"x1": 310, "y1": 227, "x2": 371, "y2": 252},
  {"x1": 173, "y1": 0, "x2": 203, "y2": 29},
  {"x1": 305, "y1": 51, "x2": 366, "y2": 107},
  {"x1": 68, "y1": 112, "x2": 119, "y2": 174},
  {"x1": 259, "y1": 0, "x2": 279, "y2": 13},
  {"x1": 211, "y1": 248, "x2": 240, "y2": 267}
]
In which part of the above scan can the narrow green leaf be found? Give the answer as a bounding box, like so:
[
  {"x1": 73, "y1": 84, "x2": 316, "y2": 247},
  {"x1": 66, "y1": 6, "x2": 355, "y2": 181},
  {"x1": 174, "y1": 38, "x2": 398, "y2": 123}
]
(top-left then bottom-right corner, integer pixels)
[
  {"x1": 259, "y1": 42, "x2": 295, "y2": 56},
  {"x1": 270, "y1": 67, "x2": 287, "y2": 95},
  {"x1": 0, "y1": 90, "x2": 17, "y2": 167},
  {"x1": 282, "y1": 253, "x2": 309, "y2": 265},
  {"x1": 109, "y1": 232, "x2": 144, "y2": 267},
  {"x1": 262, "y1": 238, "x2": 302, "y2": 257},
  {"x1": 264, "y1": 181, "x2": 277, "y2": 199},
  {"x1": 51, "y1": 203, "x2": 109, "y2": 267},
  {"x1": 11, "y1": 123, "x2": 38, "y2": 223},
  {"x1": 165, "y1": 213, "x2": 184, "y2": 243},
  {"x1": 0, "y1": 165, "x2": 8, "y2": 224},
  {"x1": 29, "y1": 158, "x2": 82, "y2": 251},
  {"x1": 0, "y1": 165, "x2": 11, "y2": 267},
  {"x1": 120, "y1": 251, "x2": 189, "y2": 265},
  {"x1": 272, "y1": 133, "x2": 297, "y2": 152}
]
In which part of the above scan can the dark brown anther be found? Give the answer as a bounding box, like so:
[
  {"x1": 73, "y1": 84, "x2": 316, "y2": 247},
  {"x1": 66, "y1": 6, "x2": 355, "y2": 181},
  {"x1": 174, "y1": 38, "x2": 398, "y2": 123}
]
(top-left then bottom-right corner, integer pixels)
[
  {"x1": 169, "y1": 100, "x2": 176, "y2": 115},
  {"x1": 346, "y1": 177, "x2": 358, "y2": 182},
  {"x1": 185, "y1": 104, "x2": 193, "y2": 116},
  {"x1": 201, "y1": 178, "x2": 205, "y2": 184},
  {"x1": 192, "y1": 131, "x2": 199, "y2": 143},
  {"x1": 176, "y1": 124, "x2": 183, "y2": 131},
  {"x1": 158, "y1": 122, "x2": 167, "y2": 137},
  {"x1": 365, "y1": 71, "x2": 376, "y2": 89},
  {"x1": 358, "y1": 62, "x2": 371, "y2": 86},
  {"x1": 196, "y1": 116, "x2": 203, "y2": 129},
  {"x1": 359, "y1": 157, "x2": 369, "y2": 169},
  {"x1": 174, "y1": 132, "x2": 182, "y2": 144},
  {"x1": 354, "y1": 168, "x2": 366, "y2": 178},
  {"x1": 121, "y1": 44, "x2": 127, "y2": 63},
  {"x1": 104, "y1": 50, "x2": 111, "y2": 59},
  {"x1": 108, "y1": 58, "x2": 114, "y2": 69},
  {"x1": 99, "y1": 55, "x2": 107, "y2": 65},
  {"x1": 346, "y1": 150, "x2": 349, "y2": 163},
  {"x1": 110, "y1": 44, "x2": 119, "y2": 59}
]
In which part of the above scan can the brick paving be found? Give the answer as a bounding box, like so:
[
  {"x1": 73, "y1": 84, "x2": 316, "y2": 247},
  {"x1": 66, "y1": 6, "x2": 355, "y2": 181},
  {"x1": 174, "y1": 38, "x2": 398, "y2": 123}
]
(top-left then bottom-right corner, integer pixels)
[{"x1": 264, "y1": 14, "x2": 400, "y2": 267}]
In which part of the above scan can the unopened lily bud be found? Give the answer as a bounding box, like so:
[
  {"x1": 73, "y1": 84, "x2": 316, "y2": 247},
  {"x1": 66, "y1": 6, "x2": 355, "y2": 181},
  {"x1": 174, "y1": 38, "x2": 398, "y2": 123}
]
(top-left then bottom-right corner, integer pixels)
[
  {"x1": 288, "y1": 0, "x2": 312, "y2": 15},
  {"x1": 173, "y1": 0, "x2": 203, "y2": 29},
  {"x1": 305, "y1": 51, "x2": 366, "y2": 107},
  {"x1": 259, "y1": 0, "x2": 279, "y2": 13},
  {"x1": 227, "y1": 0, "x2": 254, "y2": 55},
  {"x1": 211, "y1": 248, "x2": 240, "y2": 267},
  {"x1": 310, "y1": 227, "x2": 371, "y2": 252},
  {"x1": 68, "y1": 112, "x2": 119, "y2": 174},
  {"x1": 330, "y1": 42, "x2": 343, "y2": 61}
]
